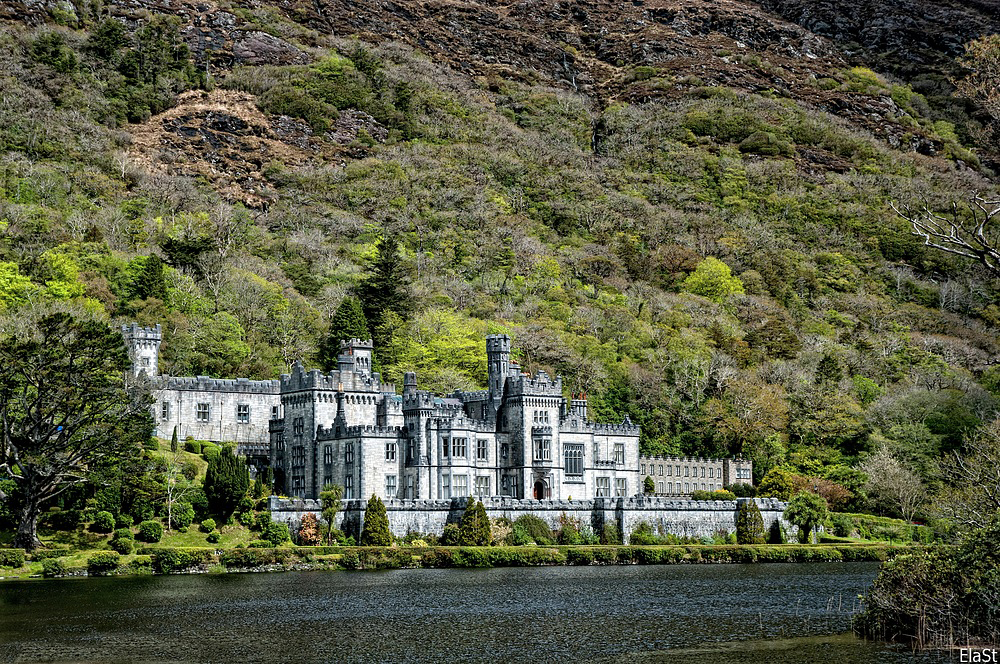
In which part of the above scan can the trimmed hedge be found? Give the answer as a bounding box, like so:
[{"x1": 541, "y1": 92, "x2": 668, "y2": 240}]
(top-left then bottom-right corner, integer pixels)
[
  {"x1": 0, "y1": 549, "x2": 26, "y2": 568},
  {"x1": 87, "y1": 551, "x2": 121, "y2": 576},
  {"x1": 146, "y1": 548, "x2": 215, "y2": 574}
]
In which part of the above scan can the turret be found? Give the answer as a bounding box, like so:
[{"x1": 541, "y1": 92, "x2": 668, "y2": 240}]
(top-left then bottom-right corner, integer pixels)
[
  {"x1": 121, "y1": 323, "x2": 161, "y2": 376},
  {"x1": 486, "y1": 334, "x2": 511, "y2": 402},
  {"x1": 339, "y1": 338, "x2": 374, "y2": 378}
]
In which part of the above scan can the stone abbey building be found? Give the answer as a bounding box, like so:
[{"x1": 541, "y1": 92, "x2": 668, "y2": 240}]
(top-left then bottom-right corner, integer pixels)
[{"x1": 123, "y1": 324, "x2": 642, "y2": 501}]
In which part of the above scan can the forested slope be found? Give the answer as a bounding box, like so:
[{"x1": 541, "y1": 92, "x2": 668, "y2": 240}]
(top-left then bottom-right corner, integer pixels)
[{"x1": 1, "y1": 0, "x2": 998, "y2": 518}]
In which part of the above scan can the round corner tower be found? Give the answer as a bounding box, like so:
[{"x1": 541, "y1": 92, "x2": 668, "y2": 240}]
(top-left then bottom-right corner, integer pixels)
[
  {"x1": 486, "y1": 334, "x2": 511, "y2": 400},
  {"x1": 121, "y1": 323, "x2": 162, "y2": 376}
]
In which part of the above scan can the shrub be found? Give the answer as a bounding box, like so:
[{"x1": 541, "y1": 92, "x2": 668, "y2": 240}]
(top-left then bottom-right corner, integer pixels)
[
  {"x1": 298, "y1": 512, "x2": 322, "y2": 546},
  {"x1": 254, "y1": 512, "x2": 272, "y2": 532},
  {"x1": 87, "y1": 551, "x2": 121, "y2": 576},
  {"x1": 767, "y1": 519, "x2": 786, "y2": 544},
  {"x1": 110, "y1": 537, "x2": 134, "y2": 554},
  {"x1": 116, "y1": 514, "x2": 134, "y2": 528},
  {"x1": 630, "y1": 522, "x2": 659, "y2": 545},
  {"x1": 169, "y1": 503, "x2": 195, "y2": 531},
  {"x1": 207, "y1": 531, "x2": 221, "y2": 544},
  {"x1": 440, "y1": 523, "x2": 461, "y2": 546},
  {"x1": 200, "y1": 518, "x2": 217, "y2": 533},
  {"x1": 556, "y1": 514, "x2": 583, "y2": 545},
  {"x1": 736, "y1": 501, "x2": 767, "y2": 544},
  {"x1": 0, "y1": 549, "x2": 26, "y2": 568},
  {"x1": 204, "y1": 447, "x2": 249, "y2": 516},
  {"x1": 248, "y1": 539, "x2": 274, "y2": 549},
  {"x1": 459, "y1": 500, "x2": 491, "y2": 546},
  {"x1": 92, "y1": 511, "x2": 115, "y2": 533},
  {"x1": 137, "y1": 520, "x2": 163, "y2": 543},
  {"x1": 567, "y1": 549, "x2": 595, "y2": 566},
  {"x1": 237, "y1": 511, "x2": 255, "y2": 527},
  {"x1": 42, "y1": 558, "x2": 66, "y2": 577},
  {"x1": 830, "y1": 513, "x2": 854, "y2": 538},
  {"x1": 185, "y1": 440, "x2": 202, "y2": 454},
  {"x1": 263, "y1": 522, "x2": 290, "y2": 547},
  {"x1": 691, "y1": 490, "x2": 737, "y2": 501},
  {"x1": 600, "y1": 522, "x2": 622, "y2": 545},
  {"x1": 513, "y1": 515, "x2": 554, "y2": 545},
  {"x1": 729, "y1": 483, "x2": 757, "y2": 498}
]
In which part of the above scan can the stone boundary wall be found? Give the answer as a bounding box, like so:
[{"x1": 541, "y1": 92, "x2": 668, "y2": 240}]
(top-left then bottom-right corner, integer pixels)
[{"x1": 269, "y1": 496, "x2": 789, "y2": 540}]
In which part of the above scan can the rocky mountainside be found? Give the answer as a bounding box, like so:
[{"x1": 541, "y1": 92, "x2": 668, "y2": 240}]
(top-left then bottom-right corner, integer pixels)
[{"x1": 0, "y1": 0, "x2": 998, "y2": 509}]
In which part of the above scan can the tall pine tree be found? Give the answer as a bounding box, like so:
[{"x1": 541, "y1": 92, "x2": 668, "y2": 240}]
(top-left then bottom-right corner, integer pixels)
[
  {"x1": 360, "y1": 494, "x2": 391, "y2": 546},
  {"x1": 356, "y1": 234, "x2": 409, "y2": 340},
  {"x1": 459, "y1": 499, "x2": 491, "y2": 546},
  {"x1": 317, "y1": 297, "x2": 370, "y2": 371},
  {"x1": 204, "y1": 447, "x2": 249, "y2": 517}
]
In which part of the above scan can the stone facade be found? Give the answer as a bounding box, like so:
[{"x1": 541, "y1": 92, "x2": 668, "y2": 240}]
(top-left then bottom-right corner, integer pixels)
[
  {"x1": 124, "y1": 326, "x2": 641, "y2": 500},
  {"x1": 269, "y1": 334, "x2": 641, "y2": 502},
  {"x1": 639, "y1": 455, "x2": 753, "y2": 495},
  {"x1": 269, "y1": 495, "x2": 789, "y2": 541}
]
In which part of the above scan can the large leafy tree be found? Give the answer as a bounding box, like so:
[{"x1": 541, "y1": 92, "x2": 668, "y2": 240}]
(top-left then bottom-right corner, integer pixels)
[
  {"x1": 784, "y1": 491, "x2": 829, "y2": 544},
  {"x1": 0, "y1": 312, "x2": 152, "y2": 550}
]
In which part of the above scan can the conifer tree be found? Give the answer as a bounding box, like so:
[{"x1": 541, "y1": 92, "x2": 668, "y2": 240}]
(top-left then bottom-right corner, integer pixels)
[
  {"x1": 135, "y1": 254, "x2": 168, "y2": 301},
  {"x1": 317, "y1": 297, "x2": 370, "y2": 370},
  {"x1": 170, "y1": 425, "x2": 179, "y2": 453},
  {"x1": 735, "y1": 499, "x2": 766, "y2": 544},
  {"x1": 643, "y1": 476, "x2": 655, "y2": 495},
  {"x1": 360, "y1": 494, "x2": 391, "y2": 546},
  {"x1": 356, "y1": 234, "x2": 409, "y2": 337},
  {"x1": 320, "y1": 483, "x2": 344, "y2": 545},
  {"x1": 203, "y1": 447, "x2": 249, "y2": 517},
  {"x1": 459, "y1": 499, "x2": 491, "y2": 546}
]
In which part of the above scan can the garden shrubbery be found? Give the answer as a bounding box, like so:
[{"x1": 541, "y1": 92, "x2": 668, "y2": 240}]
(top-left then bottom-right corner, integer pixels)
[{"x1": 137, "y1": 520, "x2": 163, "y2": 543}]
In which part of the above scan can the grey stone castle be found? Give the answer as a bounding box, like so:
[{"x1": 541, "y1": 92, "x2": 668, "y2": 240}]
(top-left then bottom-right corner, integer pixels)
[{"x1": 123, "y1": 324, "x2": 641, "y2": 501}]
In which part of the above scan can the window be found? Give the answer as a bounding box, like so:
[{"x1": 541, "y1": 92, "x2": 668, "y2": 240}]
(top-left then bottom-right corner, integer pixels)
[
  {"x1": 501, "y1": 475, "x2": 511, "y2": 496},
  {"x1": 385, "y1": 442, "x2": 396, "y2": 462},
  {"x1": 453, "y1": 475, "x2": 468, "y2": 497},
  {"x1": 614, "y1": 444, "x2": 624, "y2": 464},
  {"x1": 593, "y1": 441, "x2": 600, "y2": 461},
  {"x1": 442, "y1": 438, "x2": 449, "y2": 458},
  {"x1": 323, "y1": 445, "x2": 333, "y2": 465},
  {"x1": 141, "y1": 357, "x2": 150, "y2": 367},
  {"x1": 407, "y1": 440, "x2": 415, "y2": 461},
  {"x1": 271, "y1": 405, "x2": 280, "y2": 419},
  {"x1": 161, "y1": 401, "x2": 170, "y2": 421},
  {"x1": 596, "y1": 477, "x2": 611, "y2": 497},
  {"x1": 534, "y1": 437, "x2": 551, "y2": 461},
  {"x1": 237, "y1": 404, "x2": 250, "y2": 423},
  {"x1": 615, "y1": 478, "x2": 627, "y2": 497},
  {"x1": 501, "y1": 443, "x2": 509, "y2": 460},
  {"x1": 666, "y1": 464, "x2": 671, "y2": 476},
  {"x1": 452, "y1": 437, "x2": 466, "y2": 458},
  {"x1": 475, "y1": 476, "x2": 490, "y2": 496},
  {"x1": 385, "y1": 475, "x2": 397, "y2": 497},
  {"x1": 406, "y1": 476, "x2": 415, "y2": 499},
  {"x1": 344, "y1": 475, "x2": 353, "y2": 499},
  {"x1": 641, "y1": 464, "x2": 646, "y2": 475},
  {"x1": 323, "y1": 474, "x2": 331, "y2": 487},
  {"x1": 709, "y1": 468, "x2": 714, "y2": 479},
  {"x1": 196, "y1": 403, "x2": 210, "y2": 422},
  {"x1": 293, "y1": 417, "x2": 304, "y2": 444},
  {"x1": 676, "y1": 465, "x2": 681, "y2": 476},
  {"x1": 441, "y1": 474, "x2": 451, "y2": 499},
  {"x1": 666, "y1": 482, "x2": 672, "y2": 493},
  {"x1": 701, "y1": 467, "x2": 706, "y2": 478},
  {"x1": 345, "y1": 444, "x2": 354, "y2": 465},
  {"x1": 684, "y1": 482, "x2": 690, "y2": 493},
  {"x1": 658, "y1": 482, "x2": 664, "y2": 493},
  {"x1": 684, "y1": 467, "x2": 690, "y2": 477},
  {"x1": 564, "y1": 444, "x2": 584, "y2": 476},
  {"x1": 476, "y1": 439, "x2": 488, "y2": 461}
]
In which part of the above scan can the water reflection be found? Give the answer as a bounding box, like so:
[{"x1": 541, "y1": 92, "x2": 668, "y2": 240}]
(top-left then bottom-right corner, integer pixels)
[{"x1": 0, "y1": 563, "x2": 943, "y2": 663}]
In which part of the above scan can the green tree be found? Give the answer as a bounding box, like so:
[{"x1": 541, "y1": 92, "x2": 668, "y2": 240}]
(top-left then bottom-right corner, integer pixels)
[
  {"x1": 320, "y1": 483, "x2": 344, "y2": 545},
  {"x1": 735, "y1": 500, "x2": 766, "y2": 544},
  {"x1": 0, "y1": 263, "x2": 35, "y2": 310},
  {"x1": 203, "y1": 447, "x2": 249, "y2": 517},
  {"x1": 356, "y1": 234, "x2": 410, "y2": 336},
  {"x1": 317, "y1": 297, "x2": 369, "y2": 371},
  {"x1": 643, "y1": 476, "x2": 655, "y2": 495},
  {"x1": 758, "y1": 466, "x2": 796, "y2": 500},
  {"x1": 459, "y1": 499, "x2": 491, "y2": 546},
  {"x1": 134, "y1": 255, "x2": 168, "y2": 302},
  {"x1": 170, "y1": 425, "x2": 179, "y2": 453},
  {"x1": 784, "y1": 491, "x2": 829, "y2": 544},
  {"x1": 360, "y1": 494, "x2": 391, "y2": 546},
  {"x1": 0, "y1": 312, "x2": 152, "y2": 550},
  {"x1": 682, "y1": 257, "x2": 745, "y2": 302}
]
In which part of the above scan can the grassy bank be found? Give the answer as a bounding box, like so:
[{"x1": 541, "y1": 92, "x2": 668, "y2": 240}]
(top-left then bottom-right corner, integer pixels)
[{"x1": 0, "y1": 543, "x2": 924, "y2": 580}]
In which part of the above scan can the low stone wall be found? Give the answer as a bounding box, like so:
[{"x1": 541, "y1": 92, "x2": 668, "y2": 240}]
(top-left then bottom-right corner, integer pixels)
[{"x1": 269, "y1": 496, "x2": 790, "y2": 540}]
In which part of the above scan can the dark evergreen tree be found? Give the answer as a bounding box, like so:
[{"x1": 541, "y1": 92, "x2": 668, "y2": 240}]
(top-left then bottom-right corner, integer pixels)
[
  {"x1": 643, "y1": 476, "x2": 655, "y2": 495},
  {"x1": 170, "y1": 425, "x2": 178, "y2": 453},
  {"x1": 203, "y1": 447, "x2": 249, "y2": 517},
  {"x1": 135, "y1": 255, "x2": 168, "y2": 302},
  {"x1": 360, "y1": 494, "x2": 391, "y2": 546},
  {"x1": 815, "y1": 353, "x2": 842, "y2": 386},
  {"x1": 355, "y1": 234, "x2": 409, "y2": 339},
  {"x1": 317, "y1": 297, "x2": 370, "y2": 370},
  {"x1": 459, "y1": 499, "x2": 491, "y2": 546},
  {"x1": 735, "y1": 500, "x2": 766, "y2": 544}
]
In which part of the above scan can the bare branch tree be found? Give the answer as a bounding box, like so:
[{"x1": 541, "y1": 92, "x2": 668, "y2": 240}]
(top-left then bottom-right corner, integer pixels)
[{"x1": 891, "y1": 192, "x2": 1000, "y2": 277}]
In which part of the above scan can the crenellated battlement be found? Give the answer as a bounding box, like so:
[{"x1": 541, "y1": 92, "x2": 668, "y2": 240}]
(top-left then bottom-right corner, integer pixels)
[
  {"x1": 316, "y1": 424, "x2": 402, "y2": 439},
  {"x1": 279, "y1": 362, "x2": 383, "y2": 393},
  {"x1": 507, "y1": 369, "x2": 563, "y2": 397},
  {"x1": 165, "y1": 375, "x2": 281, "y2": 394}
]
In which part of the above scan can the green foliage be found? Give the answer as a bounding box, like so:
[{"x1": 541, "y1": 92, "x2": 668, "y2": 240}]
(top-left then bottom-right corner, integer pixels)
[
  {"x1": 357, "y1": 234, "x2": 410, "y2": 336},
  {"x1": 204, "y1": 447, "x2": 249, "y2": 517},
  {"x1": 768, "y1": 519, "x2": 786, "y2": 544},
  {"x1": 643, "y1": 476, "x2": 655, "y2": 495},
  {"x1": 87, "y1": 551, "x2": 121, "y2": 576},
  {"x1": 92, "y1": 511, "x2": 115, "y2": 533},
  {"x1": 137, "y1": 520, "x2": 163, "y2": 543},
  {"x1": 200, "y1": 518, "x2": 217, "y2": 533},
  {"x1": 320, "y1": 484, "x2": 344, "y2": 546},
  {"x1": 512, "y1": 515, "x2": 554, "y2": 545},
  {"x1": 206, "y1": 531, "x2": 221, "y2": 543},
  {"x1": 360, "y1": 494, "x2": 392, "y2": 546},
  {"x1": 784, "y1": 491, "x2": 829, "y2": 544},
  {"x1": 318, "y1": 297, "x2": 369, "y2": 370},
  {"x1": 263, "y1": 522, "x2": 291, "y2": 546},
  {"x1": 682, "y1": 257, "x2": 745, "y2": 302},
  {"x1": 758, "y1": 467, "x2": 796, "y2": 500},
  {"x1": 736, "y1": 500, "x2": 767, "y2": 544},
  {"x1": 691, "y1": 490, "x2": 738, "y2": 501},
  {"x1": 459, "y1": 500, "x2": 491, "y2": 546},
  {"x1": 0, "y1": 549, "x2": 25, "y2": 568},
  {"x1": 169, "y1": 503, "x2": 195, "y2": 531},
  {"x1": 41, "y1": 558, "x2": 66, "y2": 577}
]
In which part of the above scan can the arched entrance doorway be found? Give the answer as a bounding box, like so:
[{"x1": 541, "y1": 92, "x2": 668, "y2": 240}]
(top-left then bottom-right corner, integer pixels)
[{"x1": 533, "y1": 480, "x2": 547, "y2": 500}]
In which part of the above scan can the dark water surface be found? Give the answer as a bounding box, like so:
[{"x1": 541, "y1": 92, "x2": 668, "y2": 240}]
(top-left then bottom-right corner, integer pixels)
[{"x1": 0, "y1": 563, "x2": 947, "y2": 663}]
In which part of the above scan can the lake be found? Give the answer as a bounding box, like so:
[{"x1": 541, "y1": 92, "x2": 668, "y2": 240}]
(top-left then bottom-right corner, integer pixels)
[{"x1": 0, "y1": 562, "x2": 943, "y2": 663}]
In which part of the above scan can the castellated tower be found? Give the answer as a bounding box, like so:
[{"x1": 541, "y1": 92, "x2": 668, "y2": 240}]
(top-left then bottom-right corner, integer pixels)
[
  {"x1": 339, "y1": 338, "x2": 374, "y2": 378},
  {"x1": 121, "y1": 323, "x2": 161, "y2": 376},
  {"x1": 486, "y1": 334, "x2": 511, "y2": 403}
]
